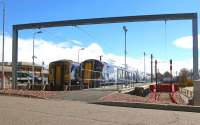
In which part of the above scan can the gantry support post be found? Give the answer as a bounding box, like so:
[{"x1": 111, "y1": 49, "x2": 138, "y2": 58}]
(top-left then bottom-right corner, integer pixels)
[
  {"x1": 12, "y1": 27, "x2": 18, "y2": 89},
  {"x1": 192, "y1": 14, "x2": 199, "y2": 80}
]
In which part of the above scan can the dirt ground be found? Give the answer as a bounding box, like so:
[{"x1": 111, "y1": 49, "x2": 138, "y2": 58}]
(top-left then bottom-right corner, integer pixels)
[
  {"x1": 0, "y1": 88, "x2": 186, "y2": 105},
  {"x1": 0, "y1": 89, "x2": 57, "y2": 99},
  {"x1": 0, "y1": 89, "x2": 115, "y2": 103},
  {"x1": 100, "y1": 92, "x2": 186, "y2": 105}
]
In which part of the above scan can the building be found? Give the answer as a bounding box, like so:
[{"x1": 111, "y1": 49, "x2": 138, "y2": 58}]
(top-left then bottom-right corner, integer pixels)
[{"x1": 0, "y1": 62, "x2": 48, "y2": 88}]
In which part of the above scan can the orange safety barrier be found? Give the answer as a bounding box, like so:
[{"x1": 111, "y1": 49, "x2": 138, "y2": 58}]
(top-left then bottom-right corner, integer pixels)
[{"x1": 150, "y1": 84, "x2": 179, "y2": 92}]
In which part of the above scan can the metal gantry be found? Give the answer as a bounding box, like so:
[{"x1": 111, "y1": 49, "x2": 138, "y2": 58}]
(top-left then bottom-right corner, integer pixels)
[{"x1": 12, "y1": 13, "x2": 199, "y2": 89}]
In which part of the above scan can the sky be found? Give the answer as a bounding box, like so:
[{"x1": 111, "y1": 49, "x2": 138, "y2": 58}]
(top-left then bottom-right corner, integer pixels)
[{"x1": 1, "y1": 0, "x2": 200, "y2": 74}]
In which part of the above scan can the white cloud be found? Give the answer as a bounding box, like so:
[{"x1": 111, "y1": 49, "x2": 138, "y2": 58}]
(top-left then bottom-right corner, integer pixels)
[
  {"x1": 173, "y1": 35, "x2": 200, "y2": 49},
  {"x1": 71, "y1": 40, "x2": 83, "y2": 46},
  {"x1": 0, "y1": 35, "x2": 194, "y2": 74}
]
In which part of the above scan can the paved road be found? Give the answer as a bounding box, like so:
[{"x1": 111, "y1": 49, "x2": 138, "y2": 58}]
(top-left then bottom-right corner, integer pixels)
[
  {"x1": 0, "y1": 95, "x2": 200, "y2": 125},
  {"x1": 50, "y1": 89, "x2": 114, "y2": 102}
]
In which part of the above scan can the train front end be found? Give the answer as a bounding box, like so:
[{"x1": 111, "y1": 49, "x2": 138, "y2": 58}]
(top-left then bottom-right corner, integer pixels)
[
  {"x1": 48, "y1": 60, "x2": 80, "y2": 90},
  {"x1": 80, "y1": 59, "x2": 104, "y2": 88}
]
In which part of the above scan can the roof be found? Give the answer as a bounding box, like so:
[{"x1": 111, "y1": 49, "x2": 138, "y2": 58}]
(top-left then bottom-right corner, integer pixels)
[
  {"x1": 49, "y1": 59, "x2": 79, "y2": 65},
  {"x1": 82, "y1": 59, "x2": 103, "y2": 64},
  {"x1": 0, "y1": 62, "x2": 42, "y2": 67}
]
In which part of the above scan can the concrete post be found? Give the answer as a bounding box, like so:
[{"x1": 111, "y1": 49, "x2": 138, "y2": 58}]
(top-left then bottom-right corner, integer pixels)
[{"x1": 193, "y1": 80, "x2": 200, "y2": 105}]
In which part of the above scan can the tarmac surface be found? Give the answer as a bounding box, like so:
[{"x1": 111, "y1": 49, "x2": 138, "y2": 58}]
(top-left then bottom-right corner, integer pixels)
[
  {"x1": 49, "y1": 83, "x2": 152, "y2": 102},
  {"x1": 49, "y1": 89, "x2": 114, "y2": 102},
  {"x1": 0, "y1": 95, "x2": 200, "y2": 125}
]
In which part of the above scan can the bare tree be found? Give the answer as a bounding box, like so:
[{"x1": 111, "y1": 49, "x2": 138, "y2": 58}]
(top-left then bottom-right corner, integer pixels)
[{"x1": 179, "y1": 68, "x2": 190, "y2": 86}]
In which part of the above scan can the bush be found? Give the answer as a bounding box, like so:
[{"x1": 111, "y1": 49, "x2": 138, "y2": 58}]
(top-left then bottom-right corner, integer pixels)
[
  {"x1": 179, "y1": 80, "x2": 193, "y2": 87},
  {"x1": 186, "y1": 80, "x2": 193, "y2": 86}
]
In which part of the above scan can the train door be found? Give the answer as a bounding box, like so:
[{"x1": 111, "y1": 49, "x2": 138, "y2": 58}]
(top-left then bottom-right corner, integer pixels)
[
  {"x1": 55, "y1": 65, "x2": 62, "y2": 85},
  {"x1": 84, "y1": 63, "x2": 92, "y2": 88},
  {"x1": 64, "y1": 63, "x2": 70, "y2": 85}
]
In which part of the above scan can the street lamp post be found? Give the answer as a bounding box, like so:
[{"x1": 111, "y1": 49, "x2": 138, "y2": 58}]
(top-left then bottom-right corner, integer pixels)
[
  {"x1": 42, "y1": 61, "x2": 45, "y2": 88},
  {"x1": 32, "y1": 31, "x2": 42, "y2": 88},
  {"x1": 78, "y1": 48, "x2": 84, "y2": 63},
  {"x1": 151, "y1": 54, "x2": 153, "y2": 83},
  {"x1": 99, "y1": 55, "x2": 103, "y2": 62},
  {"x1": 0, "y1": 1, "x2": 5, "y2": 90},
  {"x1": 123, "y1": 26, "x2": 128, "y2": 86},
  {"x1": 144, "y1": 52, "x2": 146, "y2": 82},
  {"x1": 78, "y1": 48, "x2": 84, "y2": 89}
]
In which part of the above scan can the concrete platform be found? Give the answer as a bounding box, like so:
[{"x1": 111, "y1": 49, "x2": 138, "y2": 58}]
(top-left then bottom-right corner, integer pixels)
[{"x1": 94, "y1": 101, "x2": 200, "y2": 113}]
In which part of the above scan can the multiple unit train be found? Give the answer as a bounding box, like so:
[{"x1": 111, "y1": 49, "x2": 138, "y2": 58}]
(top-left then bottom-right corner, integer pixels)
[{"x1": 48, "y1": 59, "x2": 144, "y2": 90}]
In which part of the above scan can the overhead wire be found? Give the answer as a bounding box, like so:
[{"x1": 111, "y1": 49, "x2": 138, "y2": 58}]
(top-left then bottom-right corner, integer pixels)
[
  {"x1": 73, "y1": 25, "x2": 98, "y2": 41},
  {"x1": 73, "y1": 25, "x2": 115, "y2": 50},
  {"x1": 141, "y1": 21, "x2": 168, "y2": 63},
  {"x1": 41, "y1": 28, "x2": 70, "y2": 43}
]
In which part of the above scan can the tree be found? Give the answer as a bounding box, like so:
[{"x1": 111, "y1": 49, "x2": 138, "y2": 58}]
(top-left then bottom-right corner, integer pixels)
[
  {"x1": 163, "y1": 71, "x2": 172, "y2": 78},
  {"x1": 179, "y1": 68, "x2": 190, "y2": 86},
  {"x1": 157, "y1": 72, "x2": 163, "y2": 81}
]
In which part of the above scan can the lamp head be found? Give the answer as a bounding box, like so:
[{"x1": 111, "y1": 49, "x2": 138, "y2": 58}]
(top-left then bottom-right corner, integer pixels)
[
  {"x1": 37, "y1": 31, "x2": 42, "y2": 34},
  {"x1": 123, "y1": 26, "x2": 128, "y2": 32}
]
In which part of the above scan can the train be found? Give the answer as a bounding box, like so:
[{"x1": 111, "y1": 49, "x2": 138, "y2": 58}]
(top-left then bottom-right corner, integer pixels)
[
  {"x1": 48, "y1": 59, "x2": 144, "y2": 90},
  {"x1": 48, "y1": 59, "x2": 80, "y2": 90}
]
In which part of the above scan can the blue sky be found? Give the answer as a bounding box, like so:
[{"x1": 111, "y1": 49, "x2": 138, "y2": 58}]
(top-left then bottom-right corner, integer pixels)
[{"x1": 1, "y1": 0, "x2": 200, "y2": 72}]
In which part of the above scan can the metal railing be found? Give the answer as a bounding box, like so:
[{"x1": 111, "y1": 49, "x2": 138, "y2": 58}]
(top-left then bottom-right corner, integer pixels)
[
  {"x1": 80, "y1": 68, "x2": 136, "y2": 90},
  {"x1": 179, "y1": 87, "x2": 193, "y2": 99}
]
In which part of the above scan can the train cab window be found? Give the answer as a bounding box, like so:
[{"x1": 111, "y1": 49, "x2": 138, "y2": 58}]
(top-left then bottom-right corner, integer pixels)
[
  {"x1": 71, "y1": 65, "x2": 75, "y2": 72},
  {"x1": 49, "y1": 65, "x2": 54, "y2": 75},
  {"x1": 75, "y1": 68, "x2": 79, "y2": 78},
  {"x1": 64, "y1": 64, "x2": 69, "y2": 74},
  {"x1": 95, "y1": 62, "x2": 103, "y2": 71},
  {"x1": 71, "y1": 65, "x2": 76, "y2": 79},
  {"x1": 49, "y1": 68, "x2": 53, "y2": 75},
  {"x1": 50, "y1": 69, "x2": 54, "y2": 75}
]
